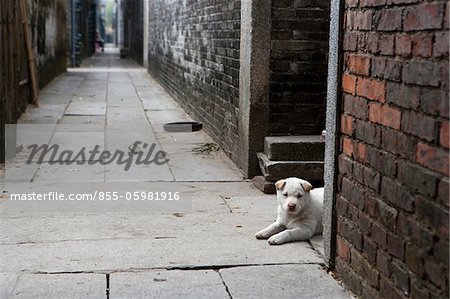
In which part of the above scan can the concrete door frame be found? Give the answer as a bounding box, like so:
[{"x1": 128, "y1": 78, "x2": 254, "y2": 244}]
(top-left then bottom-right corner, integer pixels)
[
  {"x1": 143, "y1": 0, "x2": 149, "y2": 68},
  {"x1": 323, "y1": 0, "x2": 344, "y2": 268},
  {"x1": 238, "y1": 0, "x2": 343, "y2": 268},
  {"x1": 238, "y1": 0, "x2": 271, "y2": 178}
]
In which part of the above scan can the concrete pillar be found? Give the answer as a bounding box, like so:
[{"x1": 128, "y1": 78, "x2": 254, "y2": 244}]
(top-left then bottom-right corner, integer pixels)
[
  {"x1": 238, "y1": 0, "x2": 271, "y2": 178},
  {"x1": 323, "y1": 0, "x2": 344, "y2": 267},
  {"x1": 143, "y1": 0, "x2": 149, "y2": 67}
]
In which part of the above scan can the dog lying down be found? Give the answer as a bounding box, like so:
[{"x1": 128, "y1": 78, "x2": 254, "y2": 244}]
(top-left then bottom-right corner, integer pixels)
[{"x1": 255, "y1": 177, "x2": 324, "y2": 245}]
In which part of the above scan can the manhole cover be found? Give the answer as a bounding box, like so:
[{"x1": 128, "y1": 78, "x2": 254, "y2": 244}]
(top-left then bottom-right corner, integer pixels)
[{"x1": 163, "y1": 122, "x2": 203, "y2": 132}]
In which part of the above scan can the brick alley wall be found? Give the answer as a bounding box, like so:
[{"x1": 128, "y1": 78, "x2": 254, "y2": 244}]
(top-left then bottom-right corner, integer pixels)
[
  {"x1": 147, "y1": 0, "x2": 241, "y2": 160},
  {"x1": 335, "y1": 0, "x2": 449, "y2": 297},
  {"x1": 270, "y1": 0, "x2": 330, "y2": 135}
]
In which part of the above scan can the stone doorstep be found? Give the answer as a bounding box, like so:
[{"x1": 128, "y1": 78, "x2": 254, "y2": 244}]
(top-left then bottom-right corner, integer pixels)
[
  {"x1": 264, "y1": 135, "x2": 325, "y2": 161},
  {"x1": 257, "y1": 152, "x2": 324, "y2": 182},
  {"x1": 252, "y1": 175, "x2": 276, "y2": 194}
]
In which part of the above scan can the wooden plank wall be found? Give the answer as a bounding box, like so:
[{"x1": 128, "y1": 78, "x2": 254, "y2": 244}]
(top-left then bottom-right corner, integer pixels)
[{"x1": 1, "y1": 1, "x2": 32, "y2": 162}]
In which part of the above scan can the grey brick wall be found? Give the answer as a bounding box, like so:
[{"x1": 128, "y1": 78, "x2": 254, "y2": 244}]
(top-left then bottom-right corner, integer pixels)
[
  {"x1": 270, "y1": 0, "x2": 330, "y2": 135},
  {"x1": 147, "y1": 0, "x2": 241, "y2": 160}
]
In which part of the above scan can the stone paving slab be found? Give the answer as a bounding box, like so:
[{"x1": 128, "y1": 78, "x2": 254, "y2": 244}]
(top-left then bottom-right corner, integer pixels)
[
  {"x1": 141, "y1": 96, "x2": 179, "y2": 111},
  {"x1": 108, "y1": 97, "x2": 143, "y2": 108},
  {"x1": 0, "y1": 204, "x2": 235, "y2": 245},
  {"x1": 1, "y1": 181, "x2": 261, "y2": 215},
  {"x1": 110, "y1": 270, "x2": 229, "y2": 299},
  {"x1": 109, "y1": 72, "x2": 132, "y2": 82},
  {"x1": 4, "y1": 162, "x2": 39, "y2": 183},
  {"x1": 33, "y1": 163, "x2": 105, "y2": 183},
  {"x1": 65, "y1": 101, "x2": 106, "y2": 116},
  {"x1": 220, "y1": 264, "x2": 350, "y2": 299},
  {"x1": 107, "y1": 107, "x2": 148, "y2": 125},
  {"x1": 9, "y1": 274, "x2": 105, "y2": 299},
  {"x1": 0, "y1": 273, "x2": 17, "y2": 298},
  {"x1": 0, "y1": 235, "x2": 322, "y2": 273},
  {"x1": 39, "y1": 76, "x2": 83, "y2": 95},
  {"x1": 49, "y1": 131, "x2": 105, "y2": 154},
  {"x1": 310, "y1": 235, "x2": 325, "y2": 257},
  {"x1": 104, "y1": 163, "x2": 174, "y2": 182},
  {"x1": 35, "y1": 93, "x2": 72, "y2": 106},
  {"x1": 155, "y1": 132, "x2": 211, "y2": 145},
  {"x1": 167, "y1": 152, "x2": 244, "y2": 182},
  {"x1": 60, "y1": 115, "x2": 106, "y2": 125},
  {"x1": 58, "y1": 117, "x2": 106, "y2": 132},
  {"x1": 0, "y1": 199, "x2": 276, "y2": 245},
  {"x1": 105, "y1": 126, "x2": 157, "y2": 153},
  {"x1": 19, "y1": 105, "x2": 66, "y2": 124}
]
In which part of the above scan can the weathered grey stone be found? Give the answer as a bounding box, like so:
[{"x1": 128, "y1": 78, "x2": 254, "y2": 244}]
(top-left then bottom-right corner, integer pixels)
[
  {"x1": 49, "y1": 131, "x2": 105, "y2": 157},
  {"x1": 33, "y1": 162, "x2": 105, "y2": 183},
  {"x1": 323, "y1": 0, "x2": 344, "y2": 267},
  {"x1": 252, "y1": 175, "x2": 276, "y2": 194},
  {"x1": 10, "y1": 274, "x2": 105, "y2": 299},
  {"x1": 0, "y1": 273, "x2": 17, "y2": 298},
  {"x1": 264, "y1": 136, "x2": 325, "y2": 161},
  {"x1": 65, "y1": 101, "x2": 106, "y2": 116},
  {"x1": 104, "y1": 162, "x2": 174, "y2": 182},
  {"x1": 310, "y1": 235, "x2": 325, "y2": 258},
  {"x1": 19, "y1": 104, "x2": 66, "y2": 124},
  {"x1": 163, "y1": 150, "x2": 244, "y2": 182},
  {"x1": 110, "y1": 270, "x2": 229, "y2": 299},
  {"x1": 220, "y1": 264, "x2": 350, "y2": 299},
  {"x1": 0, "y1": 236, "x2": 322, "y2": 273},
  {"x1": 238, "y1": 0, "x2": 272, "y2": 177},
  {"x1": 257, "y1": 152, "x2": 324, "y2": 182}
]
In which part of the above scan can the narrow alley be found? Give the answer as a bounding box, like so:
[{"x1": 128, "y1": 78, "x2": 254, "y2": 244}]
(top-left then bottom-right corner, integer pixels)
[
  {"x1": 1, "y1": 49, "x2": 348, "y2": 298},
  {"x1": 2, "y1": 0, "x2": 448, "y2": 298}
]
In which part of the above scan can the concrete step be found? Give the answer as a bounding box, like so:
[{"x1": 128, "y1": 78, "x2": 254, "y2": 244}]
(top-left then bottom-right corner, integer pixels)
[
  {"x1": 252, "y1": 176, "x2": 276, "y2": 194},
  {"x1": 264, "y1": 136, "x2": 324, "y2": 161},
  {"x1": 257, "y1": 152, "x2": 324, "y2": 182}
]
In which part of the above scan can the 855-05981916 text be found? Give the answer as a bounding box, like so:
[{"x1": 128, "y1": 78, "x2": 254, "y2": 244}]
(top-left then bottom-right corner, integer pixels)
[{"x1": 9, "y1": 191, "x2": 181, "y2": 201}]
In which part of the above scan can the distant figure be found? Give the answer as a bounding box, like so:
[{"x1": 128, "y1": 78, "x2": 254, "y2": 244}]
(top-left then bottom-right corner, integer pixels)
[{"x1": 96, "y1": 30, "x2": 104, "y2": 53}]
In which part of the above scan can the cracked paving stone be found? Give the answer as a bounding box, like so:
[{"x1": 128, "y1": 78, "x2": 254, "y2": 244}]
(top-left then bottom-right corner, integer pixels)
[
  {"x1": 219, "y1": 264, "x2": 350, "y2": 299},
  {"x1": 110, "y1": 270, "x2": 229, "y2": 299},
  {"x1": 8, "y1": 273, "x2": 105, "y2": 299}
]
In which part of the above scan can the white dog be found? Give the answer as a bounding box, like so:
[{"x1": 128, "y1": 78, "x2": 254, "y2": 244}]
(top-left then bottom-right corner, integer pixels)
[{"x1": 255, "y1": 177, "x2": 324, "y2": 245}]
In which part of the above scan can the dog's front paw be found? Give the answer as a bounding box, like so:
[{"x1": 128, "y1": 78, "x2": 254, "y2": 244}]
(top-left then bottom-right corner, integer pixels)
[
  {"x1": 268, "y1": 234, "x2": 286, "y2": 245},
  {"x1": 255, "y1": 230, "x2": 270, "y2": 239}
]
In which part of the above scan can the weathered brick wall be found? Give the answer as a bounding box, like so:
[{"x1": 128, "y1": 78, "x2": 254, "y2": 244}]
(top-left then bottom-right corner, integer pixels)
[
  {"x1": 270, "y1": 0, "x2": 330, "y2": 135},
  {"x1": 336, "y1": 0, "x2": 449, "y2": 297},
  {"x1": 147, "y1": 0, "x2": 241, "y2": 160}
]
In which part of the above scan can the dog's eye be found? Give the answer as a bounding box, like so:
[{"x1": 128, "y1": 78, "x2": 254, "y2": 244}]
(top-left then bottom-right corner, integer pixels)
[
  {"x1": 283, "y1": 192, "x2": 288, "y2": 197},
  {"x1": 297, "y1": 194, "x2": 303, "y2": 198}
]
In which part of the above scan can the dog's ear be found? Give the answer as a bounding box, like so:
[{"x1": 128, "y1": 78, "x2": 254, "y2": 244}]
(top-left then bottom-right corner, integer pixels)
[
  {"x1": 275, "y1": 179, "x2": 286, "y2": 190},
  {"x1": 300, "y1": 180, "x2": 312, "y2": 192}
]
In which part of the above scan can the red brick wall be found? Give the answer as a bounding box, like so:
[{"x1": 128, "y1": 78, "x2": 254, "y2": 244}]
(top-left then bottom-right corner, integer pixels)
[{"x1": 336, "y1": 0, "x2": 449, "y2": 297}]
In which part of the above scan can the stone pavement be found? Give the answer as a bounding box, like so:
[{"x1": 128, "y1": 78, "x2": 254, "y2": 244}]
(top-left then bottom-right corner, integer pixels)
[{"x1": 0, "y1": 48, "x2": 350, "y2": 298}]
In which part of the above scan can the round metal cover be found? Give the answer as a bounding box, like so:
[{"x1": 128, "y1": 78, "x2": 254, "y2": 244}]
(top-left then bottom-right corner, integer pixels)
[{"x1": 163, "y1": 122, "x2": 203, "y2": 132}]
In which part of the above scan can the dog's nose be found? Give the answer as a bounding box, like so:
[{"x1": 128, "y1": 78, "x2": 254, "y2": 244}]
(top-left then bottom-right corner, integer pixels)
[{"x1": 288, "y1": 203, "x2": 296, "y2": 210}]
